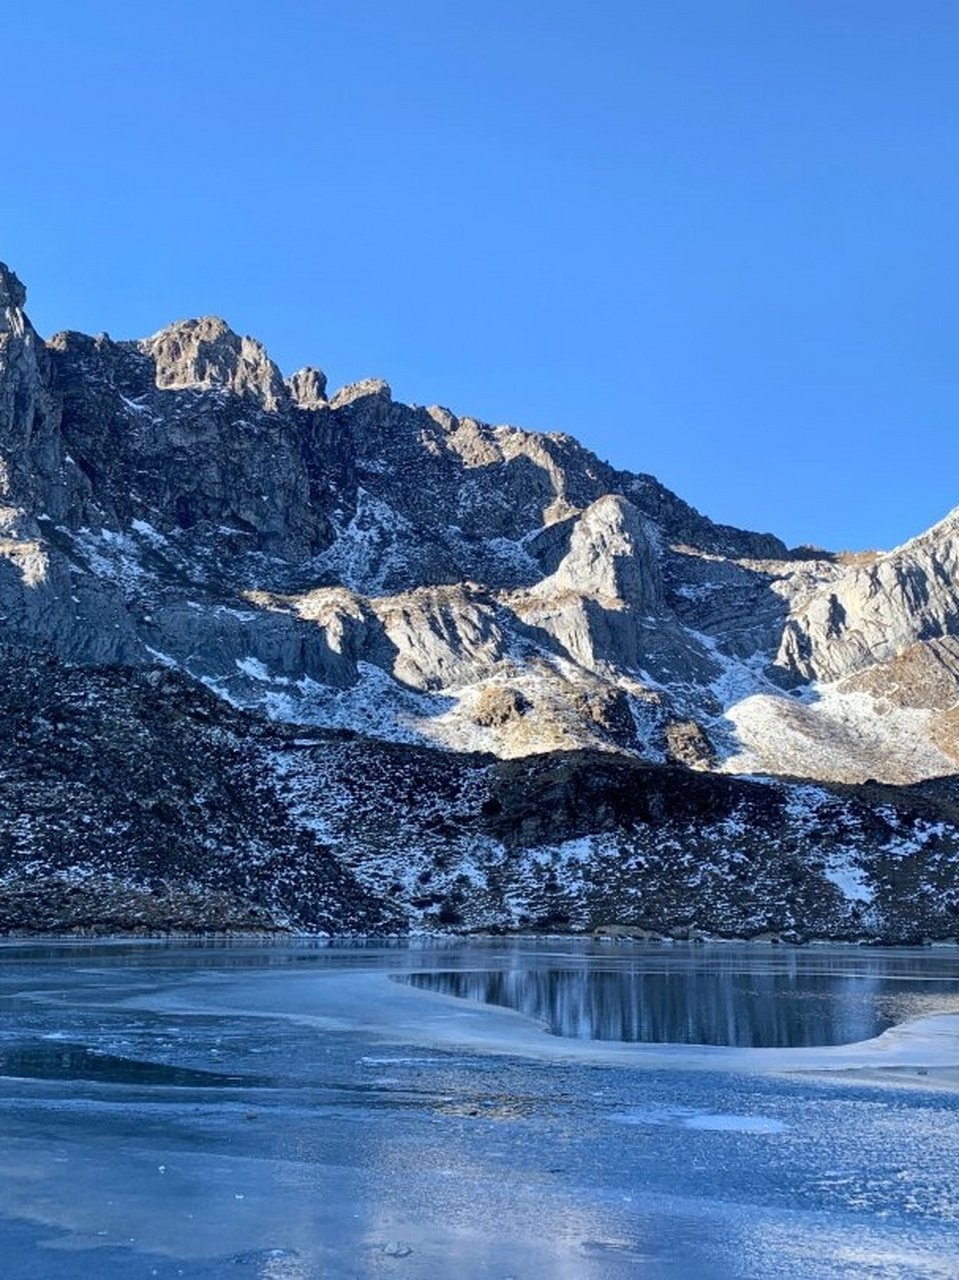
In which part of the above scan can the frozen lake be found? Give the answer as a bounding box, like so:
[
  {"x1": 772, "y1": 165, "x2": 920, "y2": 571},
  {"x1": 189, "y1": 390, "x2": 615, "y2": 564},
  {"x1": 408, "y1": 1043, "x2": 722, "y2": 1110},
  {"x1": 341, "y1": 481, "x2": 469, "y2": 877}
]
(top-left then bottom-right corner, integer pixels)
[{"x1": 1, "y1": 938, "x2": 959, "y2": 1279}]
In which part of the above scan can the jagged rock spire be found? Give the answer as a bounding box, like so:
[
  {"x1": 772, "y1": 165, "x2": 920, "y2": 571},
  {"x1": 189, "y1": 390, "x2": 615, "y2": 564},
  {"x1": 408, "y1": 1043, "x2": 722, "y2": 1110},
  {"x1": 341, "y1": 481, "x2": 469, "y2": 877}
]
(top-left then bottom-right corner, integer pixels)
[
  {"x1": 142, "y1": 316, "x2": 289, "y2": 410},
  {"x1": 0, "y1": 262, "x2": 27, "y2": 311}
]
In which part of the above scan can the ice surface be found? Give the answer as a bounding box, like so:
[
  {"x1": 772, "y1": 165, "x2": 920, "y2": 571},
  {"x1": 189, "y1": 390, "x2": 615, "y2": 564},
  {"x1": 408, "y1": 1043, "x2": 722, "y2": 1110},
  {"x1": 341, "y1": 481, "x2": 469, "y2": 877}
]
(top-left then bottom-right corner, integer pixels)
[
  {"x1": 682, "y1": 1113, "x2": 789, "y2": 1133},
  {"x1": 609, "y1": 1106, "x2": 787, "y2": 1133},
  {"x1": 0, "y1": 940, "x2": 957, "y2": 1279}
]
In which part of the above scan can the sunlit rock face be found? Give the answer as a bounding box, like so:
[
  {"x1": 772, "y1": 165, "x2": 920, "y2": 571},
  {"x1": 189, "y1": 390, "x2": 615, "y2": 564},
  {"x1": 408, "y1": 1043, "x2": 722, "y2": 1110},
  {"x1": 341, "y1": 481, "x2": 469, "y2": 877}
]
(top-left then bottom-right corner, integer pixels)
[
  {"x1": 2, "y1": 258, "x2": 959, "y2": 938},
  {"x1": 776, "y1": 513, "x2": 959, "y2": 686},
  {"x1": 6, "y1": 255, "x2": 959, "y2": 773}
]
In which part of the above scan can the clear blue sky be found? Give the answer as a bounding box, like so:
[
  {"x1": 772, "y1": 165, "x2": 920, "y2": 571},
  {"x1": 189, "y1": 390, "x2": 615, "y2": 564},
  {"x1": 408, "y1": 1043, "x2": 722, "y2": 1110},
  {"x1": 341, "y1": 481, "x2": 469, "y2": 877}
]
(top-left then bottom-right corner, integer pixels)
[{"x1": 5, "y1": 1, "x2": 959, "y2": 552}]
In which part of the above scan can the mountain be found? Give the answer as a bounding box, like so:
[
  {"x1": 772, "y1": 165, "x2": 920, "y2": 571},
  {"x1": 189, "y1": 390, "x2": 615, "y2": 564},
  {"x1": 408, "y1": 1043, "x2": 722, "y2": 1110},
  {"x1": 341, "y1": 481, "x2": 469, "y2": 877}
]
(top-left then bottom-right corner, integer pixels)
[{"x1": 2, "y1": 260, "x2": 958, "y2": 941}]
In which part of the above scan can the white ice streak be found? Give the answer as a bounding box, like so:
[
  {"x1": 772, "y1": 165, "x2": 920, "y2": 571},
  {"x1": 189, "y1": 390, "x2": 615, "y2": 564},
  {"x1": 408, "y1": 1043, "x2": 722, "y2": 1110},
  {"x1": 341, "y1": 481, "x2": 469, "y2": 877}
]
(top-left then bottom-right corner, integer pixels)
[{"x1": 235, "y1": 656, "x2": 273, "y2": 682}]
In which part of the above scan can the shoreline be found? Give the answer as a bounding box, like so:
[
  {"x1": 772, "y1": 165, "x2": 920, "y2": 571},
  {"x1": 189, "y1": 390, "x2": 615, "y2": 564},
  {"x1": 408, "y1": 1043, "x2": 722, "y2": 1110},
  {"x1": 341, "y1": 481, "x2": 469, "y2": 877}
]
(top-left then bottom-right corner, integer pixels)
[{"x1": 2, "y1": 928, "x2": 959, "y2": 948}]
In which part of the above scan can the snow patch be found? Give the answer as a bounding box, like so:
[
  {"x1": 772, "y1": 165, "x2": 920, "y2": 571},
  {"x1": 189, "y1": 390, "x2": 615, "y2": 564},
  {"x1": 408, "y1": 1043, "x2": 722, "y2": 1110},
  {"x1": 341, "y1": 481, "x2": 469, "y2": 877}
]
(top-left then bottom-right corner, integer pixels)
[
  {"x1": 718, "y1": 682, "x2": 956, "y2": 785},
  {"x1": 235, "y1": 657, "x2": 272, "y2": 682},
  {"x1": 71, "y1": 527, "x2": 148, "y2": 595},
  {"x1": 120, "y1": 395, "x2": 157, "y2": 418},
  {"x1": 674, "y1": 582, "x2": 724, "y2": 601},
  {"x1": 130, "y1": 519, "x2": 168, "y2": 546},
  {"x1": 264, "y1": 662, "x2": 450, "y2": 746},
  {"x1": 313, "y1": 488, "x2": 415, "y2": 594},
  {"x1": 822, "y1": 852, "x2": 874, "y2": 904}
]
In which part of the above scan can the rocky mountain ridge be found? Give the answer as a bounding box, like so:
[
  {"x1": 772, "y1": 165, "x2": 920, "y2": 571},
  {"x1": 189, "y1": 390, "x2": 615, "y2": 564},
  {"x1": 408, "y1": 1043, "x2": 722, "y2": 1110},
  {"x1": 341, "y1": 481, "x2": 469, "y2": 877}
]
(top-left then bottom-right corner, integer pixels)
[{"x1": 2, "y1": 259, "x2": 958, "y2": 938}]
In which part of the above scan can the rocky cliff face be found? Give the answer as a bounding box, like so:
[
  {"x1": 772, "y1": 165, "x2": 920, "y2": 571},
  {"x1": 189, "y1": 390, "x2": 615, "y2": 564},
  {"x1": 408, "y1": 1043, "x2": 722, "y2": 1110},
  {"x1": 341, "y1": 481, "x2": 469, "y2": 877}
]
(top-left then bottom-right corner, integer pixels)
[{"x1": 2, "y1": 259, "x2": 959, "y2": 938}]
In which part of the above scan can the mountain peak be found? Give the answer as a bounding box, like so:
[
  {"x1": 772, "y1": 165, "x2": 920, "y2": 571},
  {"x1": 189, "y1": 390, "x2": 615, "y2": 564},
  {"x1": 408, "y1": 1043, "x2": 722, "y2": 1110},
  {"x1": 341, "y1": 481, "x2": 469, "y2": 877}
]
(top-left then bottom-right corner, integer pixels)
[
  {"x1": 141, "y1": 316, "x2": 287, "y2": 410},
  {"x1": 287, "y1": 365, "x2": 328, "y2": 409},
  {"x1": 329, "y1": 378, "x2": 392, "y2": 409},
  {"x1": 0, "y1": 262, "x2": 26, "y2": 311}
]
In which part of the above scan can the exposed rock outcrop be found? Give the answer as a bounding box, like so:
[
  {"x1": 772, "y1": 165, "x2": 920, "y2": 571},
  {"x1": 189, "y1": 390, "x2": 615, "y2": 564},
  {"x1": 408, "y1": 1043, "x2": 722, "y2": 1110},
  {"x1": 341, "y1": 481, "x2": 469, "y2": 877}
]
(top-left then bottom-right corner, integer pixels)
[
  {"x1": 5, "y1": 257, "x2": 959, "y2": 785},
  {"x1": 777, "y1": 512, "x2": 959, "y2": 684},
  {"x1": 0, "y1": 263, "x2": 61, "y2": 510},
  {"x1": 144, "y1": 316, "x2": 289, "y2": 409},
  {"x1": 1, "y1": 257, "x2": 959, "y2": 937}
]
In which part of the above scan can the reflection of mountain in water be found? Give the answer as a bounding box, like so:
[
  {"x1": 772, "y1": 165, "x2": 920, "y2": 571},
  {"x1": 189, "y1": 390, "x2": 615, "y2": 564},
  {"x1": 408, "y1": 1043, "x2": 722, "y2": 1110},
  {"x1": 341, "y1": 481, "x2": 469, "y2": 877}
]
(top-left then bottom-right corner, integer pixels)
[{"x1": 401, "y1": 967, "x2": 959, "y2": 1046}]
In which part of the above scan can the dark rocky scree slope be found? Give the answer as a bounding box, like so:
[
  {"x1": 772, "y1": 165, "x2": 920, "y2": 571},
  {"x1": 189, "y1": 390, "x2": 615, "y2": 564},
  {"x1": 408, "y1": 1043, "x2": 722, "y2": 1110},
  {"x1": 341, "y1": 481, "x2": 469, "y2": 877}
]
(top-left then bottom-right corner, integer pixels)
[{"x1": 2, "y1": 260, "x2": 959, "y2": 940}]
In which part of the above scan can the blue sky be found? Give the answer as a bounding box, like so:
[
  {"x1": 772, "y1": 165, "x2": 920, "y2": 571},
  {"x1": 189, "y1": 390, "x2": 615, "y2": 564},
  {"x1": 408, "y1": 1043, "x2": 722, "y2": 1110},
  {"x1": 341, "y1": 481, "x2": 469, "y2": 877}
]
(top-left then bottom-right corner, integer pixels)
[{"x1": 5, "y1": 1, "x2": 959, "y2": 551}]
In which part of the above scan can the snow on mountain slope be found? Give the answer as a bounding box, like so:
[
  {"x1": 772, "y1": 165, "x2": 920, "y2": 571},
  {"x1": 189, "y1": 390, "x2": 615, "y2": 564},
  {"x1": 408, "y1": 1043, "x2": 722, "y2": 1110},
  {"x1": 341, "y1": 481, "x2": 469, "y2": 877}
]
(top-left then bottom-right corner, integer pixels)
[
  {"x1": 3, "y1": 257, "x2": 959, "y2": 793},
  {"x1": 5, "y1": 258, "x2": 959, "y2": 939}
]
